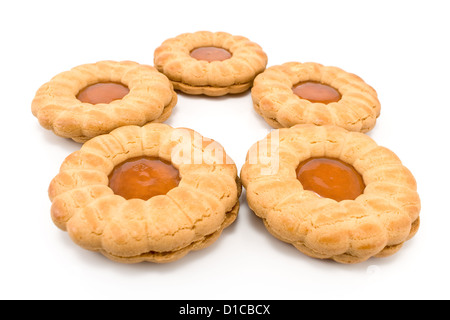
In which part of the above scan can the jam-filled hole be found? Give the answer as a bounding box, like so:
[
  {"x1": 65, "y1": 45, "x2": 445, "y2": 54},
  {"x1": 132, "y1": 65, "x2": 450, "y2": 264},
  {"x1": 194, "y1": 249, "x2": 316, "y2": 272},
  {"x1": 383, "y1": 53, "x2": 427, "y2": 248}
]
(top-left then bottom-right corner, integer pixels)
[
  {"x1": 292, "y1": 81, "x2": 341, "y2": 104},
  {"x1": 108, "y1": 156, "x2": 181, "y2": 201},
  {"x1": 77, "y1": 82, "x2": 130, "y2": 104},
  {"x1": 296, "y1": 157, "x2": 365, "y2": 202},
  {"x1": 190, "y1": 46, "x2": 232, "y2": 62}
]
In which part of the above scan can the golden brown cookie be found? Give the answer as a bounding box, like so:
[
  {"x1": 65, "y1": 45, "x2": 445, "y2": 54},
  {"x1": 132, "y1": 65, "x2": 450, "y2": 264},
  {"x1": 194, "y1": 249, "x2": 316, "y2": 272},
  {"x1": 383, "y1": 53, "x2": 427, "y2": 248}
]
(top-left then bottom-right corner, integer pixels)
[
  {"x1": 240, "y1": 124, "x2": 420, "y2": 264},
  {"x1": 251, "y1": 62, "x2": 381, "y2": 132},
  {"x1": 154, "y1": 31, "x2": 268, "y2": 96},
  {"x1": 32, "y1": 60, "x2": 177, "y2": 143},
  {"x1": 49, "y1": 123, "x2": 241, "y2": 263}
]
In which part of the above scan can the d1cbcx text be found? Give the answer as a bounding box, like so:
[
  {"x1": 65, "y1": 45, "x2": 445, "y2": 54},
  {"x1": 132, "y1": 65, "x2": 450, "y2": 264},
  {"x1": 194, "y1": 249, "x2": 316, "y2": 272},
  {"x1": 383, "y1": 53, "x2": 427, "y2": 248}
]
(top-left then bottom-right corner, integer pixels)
[{"x1": 179, "y1": 304, "x2": 270, "y2": 317}]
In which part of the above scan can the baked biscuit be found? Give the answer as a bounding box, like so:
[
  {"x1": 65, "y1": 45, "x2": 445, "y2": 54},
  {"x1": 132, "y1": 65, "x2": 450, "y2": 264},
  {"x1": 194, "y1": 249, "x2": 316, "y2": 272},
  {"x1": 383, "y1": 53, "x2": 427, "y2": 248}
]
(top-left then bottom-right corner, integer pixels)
[
  {"x1": 154, "y1": 31, "x2": 268, "y2": 96},
  {"x1": 49, "y1": 123, "x2": 241, "y2": 263},
  {"x1": 251, "y1": 62, "x2": 381, "y2": 132},
  {"x1": 32, "y1": 60, "x2": 177, "y2": 143},
  {"x1": 240, "y1": 124, "x2": 420, "y2": 264}
]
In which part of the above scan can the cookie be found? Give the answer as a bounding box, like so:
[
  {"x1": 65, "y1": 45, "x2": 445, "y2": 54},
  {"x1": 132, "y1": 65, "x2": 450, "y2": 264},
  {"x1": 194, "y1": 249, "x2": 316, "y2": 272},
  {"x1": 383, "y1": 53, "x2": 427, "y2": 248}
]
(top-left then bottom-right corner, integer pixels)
[
  {"x1": 240, "y1": 124, "x2": 420, "y2": 264},
  {"x1": 32, "y1": 60, "x2": 177, "y2": 143},
  {"x1": 154, "y1": 31, "x2": 268, "y2": 96},
  {"x1": 251, "y1": 62, "x2": 381, "y2": 132},
  {"x1": 49, "y1": 123, "x2": 241, "y2": 263}
]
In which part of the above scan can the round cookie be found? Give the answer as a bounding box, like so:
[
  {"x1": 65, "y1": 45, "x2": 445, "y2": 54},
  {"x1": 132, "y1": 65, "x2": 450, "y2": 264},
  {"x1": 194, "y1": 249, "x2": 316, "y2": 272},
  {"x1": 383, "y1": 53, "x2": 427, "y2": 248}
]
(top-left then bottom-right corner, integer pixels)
[
  {"x1": 32, "y1": 60, "x2": 177, "y2": 143},
  {"x1": 49, "y1": 123, "x2": 241, "y2": 263},
  {"x1": 240, "y1": 124, "x2": 420, "y2": 264},
  {"x1": 251, "y1": 62, "x2": 381, "y2": 132},
  {"x1": 154, "y1": 31, "x2": 268, "y2": 96}
]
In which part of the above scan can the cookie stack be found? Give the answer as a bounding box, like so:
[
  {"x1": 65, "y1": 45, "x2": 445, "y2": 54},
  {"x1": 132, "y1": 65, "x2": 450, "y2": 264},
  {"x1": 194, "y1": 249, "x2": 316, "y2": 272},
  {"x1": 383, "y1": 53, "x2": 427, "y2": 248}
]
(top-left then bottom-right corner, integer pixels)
[{"x1": 32, "y1": 30, "x2": 420, "y2": 264}]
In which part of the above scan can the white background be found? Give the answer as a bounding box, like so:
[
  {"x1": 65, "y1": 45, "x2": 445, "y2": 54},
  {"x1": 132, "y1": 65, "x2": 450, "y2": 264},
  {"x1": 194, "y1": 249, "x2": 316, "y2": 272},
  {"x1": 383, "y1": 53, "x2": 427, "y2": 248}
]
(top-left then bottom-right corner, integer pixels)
[{"x1": 1, "y1": 0, "x2": 449, "y2": 300}]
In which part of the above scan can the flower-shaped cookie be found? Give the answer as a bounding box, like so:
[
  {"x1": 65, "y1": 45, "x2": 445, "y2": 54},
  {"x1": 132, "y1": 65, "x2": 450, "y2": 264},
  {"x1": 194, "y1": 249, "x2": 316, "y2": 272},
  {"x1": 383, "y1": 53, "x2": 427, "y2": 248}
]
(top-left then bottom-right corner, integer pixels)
[
  {"x1": 251, "y1": 62, "x2": 381, "y2": 132},
  {"x1": 241, "y1": 124, "x2": 420, "y2": 264},
  {"x1": 32, "y1": 60, "x2": 177, "y2": 143},
  {"x1": 154, "y1": 31, "x2": 268, "y2": 96},
  {"x1": 49, "y1": 123, "x2": 241, "y2": 263}
]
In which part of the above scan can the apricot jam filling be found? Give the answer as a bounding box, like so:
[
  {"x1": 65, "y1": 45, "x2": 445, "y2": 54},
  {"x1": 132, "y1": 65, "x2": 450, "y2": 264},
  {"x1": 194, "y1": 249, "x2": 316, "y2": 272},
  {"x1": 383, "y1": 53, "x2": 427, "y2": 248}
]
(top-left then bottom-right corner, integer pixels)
[
  {"x1": 190, "y1": 47, "x2": 232, "y2": 62},
  {"x1": 296, "y1": 157, "x2": 365, "y2": 202},
  {"x1": 108, "y1": 156, "x2": 181, "y2": 201},
  {"x1": 77, "y1": 82, "x2": 130, "y2": 104},
  {"x1": 292, "y1": 81, "x2": 341, "y2": 104}
]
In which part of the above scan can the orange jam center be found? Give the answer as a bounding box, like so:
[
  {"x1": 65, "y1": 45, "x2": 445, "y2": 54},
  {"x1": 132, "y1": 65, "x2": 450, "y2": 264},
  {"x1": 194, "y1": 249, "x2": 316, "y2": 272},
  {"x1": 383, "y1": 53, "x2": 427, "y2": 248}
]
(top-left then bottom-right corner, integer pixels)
[
  {"x1": 77, "y1": 82, "x2": 130, "y2": 104},
  {"x1": 108, "y1": 157, "x2": 181, "y2": 201},
  {"x1": 292, "y1": 81, "x2": 341, "y2": 104},
  {"x1": 296, "y1": 157, "x2": 365, "y2": 202},
  {"x1": 190, "y1": 46, "x2": 232, "y2": 62}
]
